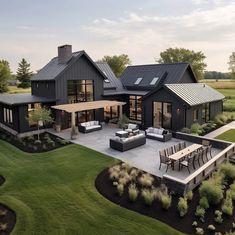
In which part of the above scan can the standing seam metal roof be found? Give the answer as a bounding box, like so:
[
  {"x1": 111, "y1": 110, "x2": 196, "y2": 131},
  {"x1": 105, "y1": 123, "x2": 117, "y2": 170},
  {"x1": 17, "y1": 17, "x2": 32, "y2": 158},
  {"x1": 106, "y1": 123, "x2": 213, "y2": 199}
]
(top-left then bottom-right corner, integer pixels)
[{"x1": 164, "y1": 83, "x2": 225, "y2": 106}]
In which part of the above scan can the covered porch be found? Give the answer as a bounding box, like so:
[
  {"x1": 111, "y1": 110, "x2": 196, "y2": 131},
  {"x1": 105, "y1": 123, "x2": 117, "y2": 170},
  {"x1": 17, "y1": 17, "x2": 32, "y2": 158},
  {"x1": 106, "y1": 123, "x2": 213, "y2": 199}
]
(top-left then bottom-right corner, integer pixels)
[{"x1": 52, "y1": 100, "x2": 126, "y2": 131}]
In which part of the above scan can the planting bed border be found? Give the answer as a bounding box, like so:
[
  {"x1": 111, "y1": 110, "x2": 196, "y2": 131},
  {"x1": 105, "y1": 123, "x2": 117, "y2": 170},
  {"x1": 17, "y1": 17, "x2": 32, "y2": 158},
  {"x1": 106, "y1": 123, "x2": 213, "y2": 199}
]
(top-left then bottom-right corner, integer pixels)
[{"x1": 96, "y1": 166, "x2": 235, "y2": 235}]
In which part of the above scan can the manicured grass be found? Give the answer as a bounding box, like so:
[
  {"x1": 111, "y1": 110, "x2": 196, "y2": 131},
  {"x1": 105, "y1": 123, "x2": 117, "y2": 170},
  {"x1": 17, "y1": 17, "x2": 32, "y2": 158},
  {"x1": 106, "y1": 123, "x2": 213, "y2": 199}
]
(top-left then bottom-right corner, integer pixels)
[
  {"x1": 6, "y1": 86, "x2": 31, "y2": 94},
  {"x1": 215, "y1": 129, "x2": 235, "y2": 142},
  {"x1": 0, "y1": 141, "x2": 182, "y2": 235}
]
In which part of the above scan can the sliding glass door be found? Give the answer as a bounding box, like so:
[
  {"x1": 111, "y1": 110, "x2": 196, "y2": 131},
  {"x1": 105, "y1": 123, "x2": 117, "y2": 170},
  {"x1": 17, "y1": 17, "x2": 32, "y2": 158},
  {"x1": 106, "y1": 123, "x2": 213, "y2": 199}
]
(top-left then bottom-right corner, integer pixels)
[{"x1": 153, "y1": 102, "x2": 172, "y2": 129}]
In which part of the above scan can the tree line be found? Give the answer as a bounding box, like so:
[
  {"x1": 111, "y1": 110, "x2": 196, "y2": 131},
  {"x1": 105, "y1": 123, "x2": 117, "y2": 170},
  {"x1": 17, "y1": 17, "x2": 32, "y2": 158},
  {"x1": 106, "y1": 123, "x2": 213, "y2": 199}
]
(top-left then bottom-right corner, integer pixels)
[
  {"x1": 1, "y1": 48, "x2": 235, "y2": 94},
  {"x1": 0, "y1": 58, "x2": 32, "y2": 93}
]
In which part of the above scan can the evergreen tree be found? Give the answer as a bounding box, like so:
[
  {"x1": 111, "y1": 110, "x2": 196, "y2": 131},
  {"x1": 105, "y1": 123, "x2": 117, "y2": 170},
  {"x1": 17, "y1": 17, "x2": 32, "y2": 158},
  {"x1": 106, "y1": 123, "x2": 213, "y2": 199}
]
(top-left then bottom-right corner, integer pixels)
[
  {"x1": 16, "y1": 58, "x2": 33, "y2": 88},
  {"x1": 0, "y1": 60, "x2": 11, "y2": 93}
]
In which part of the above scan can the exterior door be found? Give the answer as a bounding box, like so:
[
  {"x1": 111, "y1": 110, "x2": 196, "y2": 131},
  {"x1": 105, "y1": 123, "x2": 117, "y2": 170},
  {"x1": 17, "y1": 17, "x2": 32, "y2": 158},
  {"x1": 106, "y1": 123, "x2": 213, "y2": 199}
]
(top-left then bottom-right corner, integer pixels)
[{"x1": 153, "y1": 102, "x2": 172, "y2": 130}]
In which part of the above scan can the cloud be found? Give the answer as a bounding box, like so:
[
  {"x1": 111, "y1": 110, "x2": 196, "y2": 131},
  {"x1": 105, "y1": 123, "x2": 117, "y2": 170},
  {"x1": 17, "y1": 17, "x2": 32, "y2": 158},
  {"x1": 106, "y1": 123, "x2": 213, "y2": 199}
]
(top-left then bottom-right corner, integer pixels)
[{"x1": 82, "y1": 2, "x2": 235, "y2": 71}]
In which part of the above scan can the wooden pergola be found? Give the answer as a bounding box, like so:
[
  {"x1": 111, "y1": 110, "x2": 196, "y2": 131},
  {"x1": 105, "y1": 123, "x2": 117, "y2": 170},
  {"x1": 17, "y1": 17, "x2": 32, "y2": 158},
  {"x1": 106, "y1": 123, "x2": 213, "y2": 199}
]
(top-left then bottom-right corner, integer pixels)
[{"x1": 52, "y1": 100, "x2": 126, "y2": 127}]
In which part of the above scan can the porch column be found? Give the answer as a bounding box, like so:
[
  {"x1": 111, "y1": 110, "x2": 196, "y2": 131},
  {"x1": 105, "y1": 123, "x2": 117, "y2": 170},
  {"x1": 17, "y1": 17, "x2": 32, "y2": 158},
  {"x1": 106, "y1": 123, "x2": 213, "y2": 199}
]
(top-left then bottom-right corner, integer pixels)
[
  {"x1": 71, "y1": 111, "x2": 76, "y2": 127},
  {"x1": 119, "y1": 105, "x2": 123, "y2": 119}
]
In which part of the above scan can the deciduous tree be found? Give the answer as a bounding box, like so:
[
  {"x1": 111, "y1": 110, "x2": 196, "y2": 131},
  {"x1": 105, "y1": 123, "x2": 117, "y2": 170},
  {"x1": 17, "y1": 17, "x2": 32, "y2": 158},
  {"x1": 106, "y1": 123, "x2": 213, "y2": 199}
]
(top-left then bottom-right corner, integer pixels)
[
  {"x1": 156, "y1": 48, "x2": 207, "y2": 81},
  {"x1": 98, "y1": 54, "x2": 131, "y2": 78},
  {"x1": 228, "y1": 52, "x2": 235, "y2": 79},
  {"x1": 0, "y1": 60, "x2": 11, "y2": 93}
]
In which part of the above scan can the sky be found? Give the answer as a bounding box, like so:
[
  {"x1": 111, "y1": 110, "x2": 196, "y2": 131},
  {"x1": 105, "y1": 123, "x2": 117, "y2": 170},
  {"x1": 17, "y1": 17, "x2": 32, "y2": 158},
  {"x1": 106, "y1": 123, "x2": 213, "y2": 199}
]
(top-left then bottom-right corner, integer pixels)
[{"x1": 0, "y1": 0, "x2": 235, "y2": 73}]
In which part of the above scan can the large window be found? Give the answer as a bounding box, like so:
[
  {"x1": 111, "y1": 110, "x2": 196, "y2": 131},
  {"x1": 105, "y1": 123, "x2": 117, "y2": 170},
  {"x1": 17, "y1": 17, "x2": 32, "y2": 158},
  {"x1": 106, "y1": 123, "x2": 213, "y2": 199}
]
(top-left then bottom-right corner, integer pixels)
[
  {"x1": 129, "y1": 96, "x2": 142, "y2": 121},
  {"x1": 202, "y1": 103, "x2": 210, "y2": 123},
  {"x1": 28, "y1": 103, "x2": 42, "y2": 127},
  {"x1": 3, "y1": 108, "x2": 13, "y2": 125},
  {"x1": 104, "y1": 106, "x2": 119, "y2": 122},
  {"x1": 67, "y1": 80, "x2": 94, "y2": 103},
  {"x1": 76, "y1": 110, "x2": 94, "y2": 124},
  {"x1": 153, "y1": 102, "x2": 172, "y2": 129}
]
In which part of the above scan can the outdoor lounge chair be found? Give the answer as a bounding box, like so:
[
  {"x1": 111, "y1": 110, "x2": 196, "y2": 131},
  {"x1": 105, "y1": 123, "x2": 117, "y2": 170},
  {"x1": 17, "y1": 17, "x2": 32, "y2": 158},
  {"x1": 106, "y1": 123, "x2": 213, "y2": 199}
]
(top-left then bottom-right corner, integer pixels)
[
  {"x1": 123, "y1": 123, "x2": 139, "y2": 134},
  {"x1": 159, "y1": 151, "x2": 172, "y2": 172}
]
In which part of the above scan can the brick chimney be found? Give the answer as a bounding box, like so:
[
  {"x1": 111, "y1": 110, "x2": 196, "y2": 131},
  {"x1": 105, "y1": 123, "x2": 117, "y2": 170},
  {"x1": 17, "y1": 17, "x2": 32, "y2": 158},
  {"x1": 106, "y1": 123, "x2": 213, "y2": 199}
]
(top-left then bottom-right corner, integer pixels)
[{"x1": 58, "y1": 45, "x2": 72, "y2": 64}]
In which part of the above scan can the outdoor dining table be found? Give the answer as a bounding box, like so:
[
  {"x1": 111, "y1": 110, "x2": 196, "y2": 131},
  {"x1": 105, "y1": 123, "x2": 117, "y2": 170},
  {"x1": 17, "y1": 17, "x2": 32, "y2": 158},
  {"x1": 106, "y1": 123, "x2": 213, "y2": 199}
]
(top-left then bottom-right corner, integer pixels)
[{"x1": 168, "y1": 143, "x2": 203, "y2": 170}]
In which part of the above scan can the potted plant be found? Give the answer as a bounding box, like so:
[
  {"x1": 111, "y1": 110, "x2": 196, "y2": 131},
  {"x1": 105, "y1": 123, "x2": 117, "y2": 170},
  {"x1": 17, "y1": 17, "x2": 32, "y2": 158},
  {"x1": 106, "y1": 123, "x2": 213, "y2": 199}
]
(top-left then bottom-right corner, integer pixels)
[{"x1": 54, "y1": 123, "x2": 61, "y2": 133}]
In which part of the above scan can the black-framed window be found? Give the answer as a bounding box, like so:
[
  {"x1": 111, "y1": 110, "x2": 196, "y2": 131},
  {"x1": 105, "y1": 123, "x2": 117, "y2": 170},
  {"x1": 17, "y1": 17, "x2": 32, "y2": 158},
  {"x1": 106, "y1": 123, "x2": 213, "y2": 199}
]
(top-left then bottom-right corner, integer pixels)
[
  {"x1": 202, "y1": 103, "x2": 210, "y2": 123},
  {"x1": 153, "y1": 102, "x2": 172, "y2": 130},
  {"x1": 129, "y1": 95, "x2": 142, "y2": 121},
  {"x1": 193, "y1": 109, "x2": 199, "y2": 122},
  {"x1": 3, "y1": 108, "x2": 13, "y2": 125},
  {"x1": 67, "y1": 80, "x2": 94, "y2": 103},
  {"x1": 104, "y1": 106, "x2": 119, "y2": 121}
]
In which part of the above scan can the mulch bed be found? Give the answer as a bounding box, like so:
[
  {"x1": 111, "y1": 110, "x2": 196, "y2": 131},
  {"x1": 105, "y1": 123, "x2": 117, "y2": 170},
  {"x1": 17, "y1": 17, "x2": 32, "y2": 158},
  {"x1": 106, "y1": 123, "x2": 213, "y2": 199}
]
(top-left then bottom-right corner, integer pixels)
[
  {"x1": 0, "y1": 128, "x2": 70, "y2": 153},
  {"x1": 95, "y1": 167, "x2": 235, "y2": 235},
  {"x1": 0, "y1": 176, "x2": 16, "y2": 235}
]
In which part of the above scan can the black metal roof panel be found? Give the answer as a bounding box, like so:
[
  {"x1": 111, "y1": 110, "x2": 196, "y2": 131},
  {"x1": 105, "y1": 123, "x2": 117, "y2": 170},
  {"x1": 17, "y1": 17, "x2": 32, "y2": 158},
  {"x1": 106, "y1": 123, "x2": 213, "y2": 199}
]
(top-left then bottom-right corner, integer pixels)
[
  {"x1": 103, "y1": 90, "x2": 148, "y2": 96},
  {"x1": 165, "y1": 83, "x2": 225, "y2": 106},
  {"x1": 31, "y1": 51, "x2": 83, "y2": 81},
  {"x1": 96, "y1": 62, "x2": 124, "y2": 91},
  {"x1": 120, "y1": 63, "x2": 192, "y2": 90},
  {"x1": 0, "y1": 93, "x2": 55, "y2": 105}
]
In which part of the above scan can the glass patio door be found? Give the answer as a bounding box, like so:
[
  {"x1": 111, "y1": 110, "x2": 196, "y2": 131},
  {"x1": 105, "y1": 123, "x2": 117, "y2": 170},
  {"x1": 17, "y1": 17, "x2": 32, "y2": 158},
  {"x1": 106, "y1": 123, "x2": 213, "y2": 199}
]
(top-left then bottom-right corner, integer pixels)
[{"x1": 153, "y1": 102, "x2": 172, "y2": 130}]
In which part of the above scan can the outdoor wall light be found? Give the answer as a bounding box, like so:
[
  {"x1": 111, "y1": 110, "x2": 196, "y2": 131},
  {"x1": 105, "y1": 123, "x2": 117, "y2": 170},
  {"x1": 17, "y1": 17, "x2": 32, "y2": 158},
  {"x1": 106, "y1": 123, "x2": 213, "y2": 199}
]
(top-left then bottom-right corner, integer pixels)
[{"x1": 177, "y1": 108, "x2": 180, "y2": 113}]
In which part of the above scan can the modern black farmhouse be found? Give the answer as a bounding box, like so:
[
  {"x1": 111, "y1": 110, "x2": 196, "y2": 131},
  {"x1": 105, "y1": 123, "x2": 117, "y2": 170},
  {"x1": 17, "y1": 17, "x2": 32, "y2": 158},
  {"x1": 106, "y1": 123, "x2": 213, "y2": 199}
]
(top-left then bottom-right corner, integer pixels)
[{"x1": 0, "y1": 45, "x2": 224, "y2": 134}]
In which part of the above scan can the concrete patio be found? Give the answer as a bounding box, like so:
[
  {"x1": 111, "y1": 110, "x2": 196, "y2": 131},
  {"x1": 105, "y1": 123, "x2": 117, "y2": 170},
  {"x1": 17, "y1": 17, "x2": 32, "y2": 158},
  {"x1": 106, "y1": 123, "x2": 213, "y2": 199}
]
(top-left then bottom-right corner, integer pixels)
[{"x1": 49, "y1": 125, "x2": 221, "y2": 181}]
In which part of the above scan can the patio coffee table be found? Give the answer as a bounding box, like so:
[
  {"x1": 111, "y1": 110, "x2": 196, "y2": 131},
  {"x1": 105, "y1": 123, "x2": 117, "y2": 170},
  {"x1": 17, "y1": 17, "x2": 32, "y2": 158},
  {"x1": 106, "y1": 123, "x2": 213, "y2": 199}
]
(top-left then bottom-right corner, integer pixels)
[{"x1": 115, "y1": 130, "x2": 129, "y2": 138}]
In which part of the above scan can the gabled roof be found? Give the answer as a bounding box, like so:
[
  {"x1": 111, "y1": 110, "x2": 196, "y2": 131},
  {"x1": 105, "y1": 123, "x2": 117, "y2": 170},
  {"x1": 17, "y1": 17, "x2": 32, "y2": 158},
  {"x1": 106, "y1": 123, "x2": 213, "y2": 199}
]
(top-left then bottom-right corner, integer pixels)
[
  {"x1": 31, "y1": 51, "x2": 107, "y2": 81},
  {"x1": 0, "y1": 93, "x2": 55, "y2": 105},
  {"x1": 96, "y1": 62, "x2": 123, "y2": 91},
  {"x1": 164, "y1": 83, "x2": 225, "y2": 107},
  {"x1": 120, "y1": 63, "x2": 196, "y2": 90}
]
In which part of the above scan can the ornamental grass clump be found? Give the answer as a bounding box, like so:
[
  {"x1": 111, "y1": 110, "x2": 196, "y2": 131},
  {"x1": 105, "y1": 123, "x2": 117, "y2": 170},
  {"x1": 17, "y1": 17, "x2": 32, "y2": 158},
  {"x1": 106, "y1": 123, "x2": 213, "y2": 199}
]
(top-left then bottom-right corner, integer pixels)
[
  {"x1": 222, "y1": 190, "x2": 233, "y2": 216},
  {"x1": 0, "y1": 223, "x2": 7, "y2": 232},
  {"x1": 185, "y1": 190, "x2": 193, "y2": 201},
  {"x1": 214, "y1": 210, "x2": 223, "y2": 224},
  {"x1": 195, "y1": 227, "x2": 204, "y2": 235},
  {"x1": 199, "y1": 196, "x2": 209, "y2": 210},
  {"x1": 199, "y1": 176, "x2": 223, "y2": 206},
  {"x1": 230, "y1": 182, "x2": 235, "y2": 200},
  {"x1": 138, "y1": 173, "x2": 154, "y2": 188},
  {"x1": 219, "y1": 163, "x2": 235, "y2": 182},
  {"x1": 161, "y1": 195, "x2": 172, "y2": 210},
  {"x1": 141, "y1": 189, "x2": 155, "y2": 206},
  {"x1": 117, "y1": 184, "x2": 124, "y2": 196},
  {"x1": 121, "y1": 162, "x2": 132, "y2": 173},
  {"x1": 195, "y1": 206, "x2": 205, "y2": 222},
  {"x1": 129, "y1": 168, "x2": 139, "y2": 181},
  {"x1": 128, "y1": 184, "x2": 139, "y2": 202},
  {"x1": 207, "y1": 225, "x2": 216, "y2": 231},
  {"x1": 177, "y1": 197, "x2": 188, "y2": 217}
]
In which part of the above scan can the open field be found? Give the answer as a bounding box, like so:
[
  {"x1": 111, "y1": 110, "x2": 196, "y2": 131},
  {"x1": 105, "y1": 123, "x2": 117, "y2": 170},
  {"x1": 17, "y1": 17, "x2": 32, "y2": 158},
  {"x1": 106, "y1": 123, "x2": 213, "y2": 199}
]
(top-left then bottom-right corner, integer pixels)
[
  {"x1": 6, "y1": 86, "x2": 31, "y2": 94},
  {"x1": 201, "y1": 79, "x2": 235, "y2": 89},
  {"x1": 0, "y1": 141, "x2": 182, "y2": 235},
  {"x1": 215, "y1": 129, "x2": 235, "y2": 142}
]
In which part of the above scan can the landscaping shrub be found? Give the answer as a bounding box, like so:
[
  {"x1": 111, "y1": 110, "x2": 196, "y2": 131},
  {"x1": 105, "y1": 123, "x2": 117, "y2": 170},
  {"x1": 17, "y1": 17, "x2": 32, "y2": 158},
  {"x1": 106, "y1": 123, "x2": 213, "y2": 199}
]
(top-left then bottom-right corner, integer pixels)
[
  {"x1": 185, "y1": 190, "x2": 193, "y2": 201},
  {"x1": 47, "y1": 140, "x2": 55, "y2": 147},
  {"x1": 195, "y1": 206, "x2": 205, "y2": 222},
  {"x1": 0, "y1": 223, "x2": 7, "y2": 232},
  {"x1": 27, "y1": 135, "x2": 34, "y2": 141},
  {"x1": 117, "y1": 114, "x2": 129, "y2": 128},
  {"x1": 177, "y1": 197, "x2": 188, "y2": 217},
  {"x1": 138, "y1": 173, "x2": 154, "y2": 188},
  {"x1": 199, "y1": 196, "x2": 209, "y2": 210},
  {"x1": 161, "y1": 195, "x2": 172, "y2": 210},
  {"x1": 34, "y1": 139, "x2": 42, "y2": 145},
  {"x1": 0, "y1": 210, "x2": 7, "y2": 217},
  {"x1": 222, "y1": 190, "x2": 233, "y2": 216},
  {"x1": 109, "y1": 171, "x2": 119, "y2": 181},
  {"x1": 117, "y1": 184, "x2": 124, "y2": 196},
  {"x1": 230, "y1": 182, "x2": 235, "y2": 200},
  {"x1": 121, "y1": 162, "x2": 132, "y2": 173},
  {"x1": 128, "y1": 184, "x2": 139, "y2": 202},
  {"x1": 219, "y1": 163, "x2": 235, "y2": 181},
  {"x1": 129, "y1": 168, "x2": 139, "y2": 181},
  {"x1": 195, "y1": 227, "x2": 204, "y2": 235},
  {"x1": 141, "y1": 189, "x2": 155, "y2": 206},
  {"x1": 214, "y1": 113, "x2": 228, "y2": 125},
  {"x1": 118, "y1": 176, "x2": 130, "y2": 186},
  {"x1": 214, "y1": 210, "x2": 223, "y2": 224},
  {"x1": 191, "y1": 123, "x2": 203, "y2": 135},
  {"x1": 181, "y1": 127, "x2": 191, "y2": 134},
  {"x1": 199, "y1": 179, "x2": 223, "y2": 205},
  {"x1": 42, "y1": 144, "x2": 47, "y2": 150},
  {"x1": 207, "y1": 224, "x2": 216, "y2": 231},
  {"x1": 192, "y1": 221, "x2": 198, "y2": 227}
]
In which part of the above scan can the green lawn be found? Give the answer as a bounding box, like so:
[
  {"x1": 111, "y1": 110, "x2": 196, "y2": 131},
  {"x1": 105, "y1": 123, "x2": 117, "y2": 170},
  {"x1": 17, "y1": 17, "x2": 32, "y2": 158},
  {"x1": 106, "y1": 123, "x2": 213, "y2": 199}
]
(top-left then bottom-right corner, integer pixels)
[
  {"x1": 0, "y1": 141, "x2": 182, "y2": 235},
  {"x1": 215, "y1": 129, "x2": 235, "y2": 142}
]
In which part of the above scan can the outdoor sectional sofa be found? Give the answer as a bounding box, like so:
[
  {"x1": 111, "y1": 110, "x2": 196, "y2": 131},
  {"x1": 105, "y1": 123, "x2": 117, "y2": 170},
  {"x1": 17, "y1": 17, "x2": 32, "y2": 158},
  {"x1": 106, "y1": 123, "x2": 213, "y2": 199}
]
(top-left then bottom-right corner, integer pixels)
[
  {"x1": 110, "y1": 133, "x2": 146, "y2": 152},
  {"x1": 78, "y1": 121, "x2": 102, "y2": 133},
  {"x1": 145, "y1": 127, "x2": 172, "y2": 142}
]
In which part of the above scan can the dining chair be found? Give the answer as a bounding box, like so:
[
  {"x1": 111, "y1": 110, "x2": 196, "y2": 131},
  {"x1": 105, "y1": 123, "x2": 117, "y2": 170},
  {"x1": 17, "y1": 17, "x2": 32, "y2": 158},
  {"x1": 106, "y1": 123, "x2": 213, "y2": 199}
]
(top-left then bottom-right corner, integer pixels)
[
  {"x1": 159, "y1": 152, "x2": 173, "y2": 172},
  {"x1": 174, "y1": 143, "x2": 181, "y2": 153},
  {"x1": 180, "y1": 155, "x2": 194, "y2": 173},
  {"x1": 180, "y1": 141, "x2": 186, "y2": 150}
]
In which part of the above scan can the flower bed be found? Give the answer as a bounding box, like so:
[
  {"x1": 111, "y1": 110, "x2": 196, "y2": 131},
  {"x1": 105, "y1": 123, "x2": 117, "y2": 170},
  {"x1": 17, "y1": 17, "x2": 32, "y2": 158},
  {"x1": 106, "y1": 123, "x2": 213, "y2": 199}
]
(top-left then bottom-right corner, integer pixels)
[
  {"x1": 96, "y1": 162, "x2": 235, "y2": 235},
  {"x1": 0, "y1": 128, "x2": 70, "y2": 153}
]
